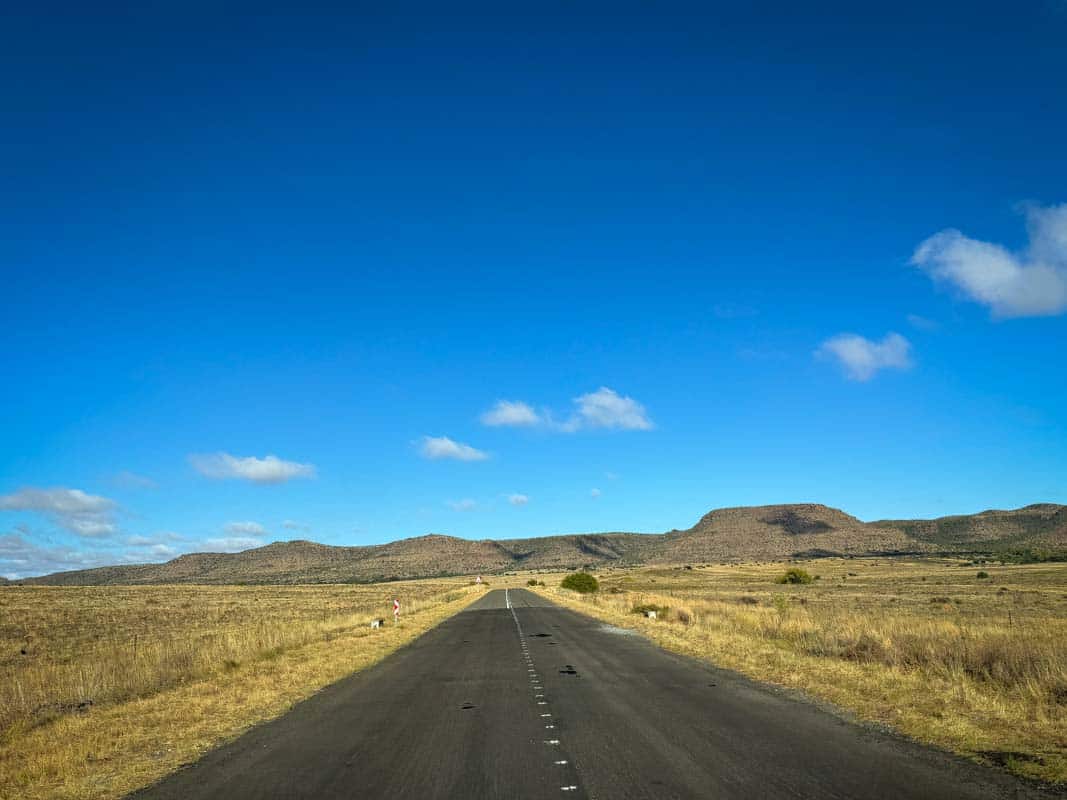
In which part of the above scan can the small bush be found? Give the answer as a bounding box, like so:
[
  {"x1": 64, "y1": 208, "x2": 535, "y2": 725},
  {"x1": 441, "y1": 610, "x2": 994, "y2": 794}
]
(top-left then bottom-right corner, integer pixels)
[
  {"x1": 560, "y1": 572, "x2": 599, "y2": 593},
  {"x1": 738, "y1": 595, "x2": 760, "y2": 605},
  {"x1": 527, "y1": 579, "x2": 539, "y2": 586},
  {"x1": 776, "y1": 567, "x2": 814, "y2": 585},
  {"x1": 977, "y1": 571, "x2": 990, "y2": 579}
]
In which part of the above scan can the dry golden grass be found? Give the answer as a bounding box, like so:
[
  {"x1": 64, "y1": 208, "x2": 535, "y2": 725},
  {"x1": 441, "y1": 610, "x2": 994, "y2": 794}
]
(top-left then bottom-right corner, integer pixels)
[
  {"x1": 0, "y1": 579, "x2": 484, "y2": 800},
  {"x1": 536, "y1": 558, "x2": 1067, "y2": 785}
]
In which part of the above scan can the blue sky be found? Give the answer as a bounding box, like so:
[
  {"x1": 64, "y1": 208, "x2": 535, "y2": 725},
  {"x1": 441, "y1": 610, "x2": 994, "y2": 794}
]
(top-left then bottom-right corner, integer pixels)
[{"x1": 2, "y1": 2, "x2": 1066, "y2": 578}]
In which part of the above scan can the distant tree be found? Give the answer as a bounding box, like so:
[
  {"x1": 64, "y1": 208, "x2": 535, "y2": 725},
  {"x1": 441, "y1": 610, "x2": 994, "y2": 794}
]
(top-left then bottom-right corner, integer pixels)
[{"x1": 561, "y1": 571, "x2": 599, "y2": 593}]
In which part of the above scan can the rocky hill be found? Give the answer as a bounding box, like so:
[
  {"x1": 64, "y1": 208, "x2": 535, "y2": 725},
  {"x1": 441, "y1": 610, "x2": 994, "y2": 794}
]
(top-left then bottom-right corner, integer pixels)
[{"x1": 17, "y1": 503, "x2": 1066, "y2": 585}]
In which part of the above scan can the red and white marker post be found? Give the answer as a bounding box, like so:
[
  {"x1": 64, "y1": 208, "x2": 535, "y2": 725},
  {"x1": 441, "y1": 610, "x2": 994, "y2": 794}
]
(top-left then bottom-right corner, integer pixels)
[{"x1": 393, "y1": 598, "x2": 400, "y2": 625}]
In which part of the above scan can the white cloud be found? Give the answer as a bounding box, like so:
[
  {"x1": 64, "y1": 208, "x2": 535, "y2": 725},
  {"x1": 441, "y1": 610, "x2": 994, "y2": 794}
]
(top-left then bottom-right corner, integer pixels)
[
  {"x1": 0, "y1": 487, "x2": 118, "y2": 537},
  {"x1": 282, "y1": 519, "x2": 311, "y2": 532},
  {"x1": 508, "y1": 494, "x2": 529, "y2": 506},
  {"x1": 447, "y1": 498, "x2": 478, "y2": 512},
  {"x1": 200, "y1": 536, "x2": 264, "y2": 553},
  {"x1": 224, "y1": 521, "x2": 266, "y2": 536},
  {"x1": 569, "y1": 387, "x2": 653, "y2": 431},
  {"x1": 911, "y1": 203, "x2": 1067, "y2": 318},
  {"x1": 0, "y1": 532, "x2": 121, "y2": 579},
  {"x1": 126, "y1": 532, "x2": 187, "y2": 549},
  {"x1": 189, "y1": 452, "x2": 316, "y2": 483},
  {"x1": 481, "y1": 387, "x2": 654, "y2": 433},
  {"x1": 481, "y1": 400, "x2": 542, "y2": 427},
  {"x1": 419, "y1": 436, "x2": 489, "y2": 461},
  {"x1": 590, "y1": 488, "x2": 602, "y2": 498},
  {"x1": 817, "y1": 332, "x2": 913, "y2": 381}
]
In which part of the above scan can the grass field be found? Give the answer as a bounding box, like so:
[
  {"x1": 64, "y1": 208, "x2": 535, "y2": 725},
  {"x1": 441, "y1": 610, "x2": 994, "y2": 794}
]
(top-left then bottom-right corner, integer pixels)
[
  {"x1": 0, "y1": 579, "x2": 484, "y2": 800},
  {"x1": 537, "y1": 558, "x2": 1067, "y2": 785}
]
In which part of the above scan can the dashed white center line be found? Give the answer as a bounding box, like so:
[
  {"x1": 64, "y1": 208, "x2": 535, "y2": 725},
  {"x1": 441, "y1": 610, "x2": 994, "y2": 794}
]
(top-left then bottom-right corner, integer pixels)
[{"x1": 509, "y1": 589, "x2": 581, "y2": 796}]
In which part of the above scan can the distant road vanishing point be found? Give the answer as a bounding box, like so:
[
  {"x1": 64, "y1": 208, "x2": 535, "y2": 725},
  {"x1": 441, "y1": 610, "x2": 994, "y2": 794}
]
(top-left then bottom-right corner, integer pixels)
[{"x1": 131, "y1": 589, "x2": 1059, "y2": 800}]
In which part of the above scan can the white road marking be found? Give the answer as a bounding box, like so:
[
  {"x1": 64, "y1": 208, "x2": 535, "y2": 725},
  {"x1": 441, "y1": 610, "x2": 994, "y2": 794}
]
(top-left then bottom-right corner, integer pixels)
[
  {"x1": 544, "y1": 739, "x2": 560, "y2": 745},
  {"x1": 540, "y1": 713, "x2": 552, "y2": 717},
  {"x1": 554, "y1": 760, "x2": 568, "y2": 765}
]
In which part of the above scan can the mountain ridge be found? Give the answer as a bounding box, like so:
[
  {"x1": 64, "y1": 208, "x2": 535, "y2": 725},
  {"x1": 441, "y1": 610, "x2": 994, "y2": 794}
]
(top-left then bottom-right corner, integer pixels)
[{"x1": 14, "y1": 503, "x2": 1067, "y2": 586}]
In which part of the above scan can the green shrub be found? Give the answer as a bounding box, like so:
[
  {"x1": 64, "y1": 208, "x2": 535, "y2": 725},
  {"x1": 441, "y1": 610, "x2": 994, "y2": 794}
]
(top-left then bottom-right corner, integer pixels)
[
  {"x1": 776, "y1": 567, "x2": 814, "y2": 585},
  {"x1": 560, "y1": 571, "x2": 599, "y2": 593},
  {"x1": 977, "y1": 571, "x2": 990, "y2": 579},
  {"x1": 527, "y1": 578, "x2": 539, "y2": 586}
]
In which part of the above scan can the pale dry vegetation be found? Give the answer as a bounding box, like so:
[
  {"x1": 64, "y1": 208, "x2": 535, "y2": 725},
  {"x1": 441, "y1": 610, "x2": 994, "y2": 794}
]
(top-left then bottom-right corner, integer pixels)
[
  {"x1": 0, "y1": 580, "x2": 482, "y2": 800},
  {"x1": 542, "y1": 558, "x2": 1067, "y2": 784}
]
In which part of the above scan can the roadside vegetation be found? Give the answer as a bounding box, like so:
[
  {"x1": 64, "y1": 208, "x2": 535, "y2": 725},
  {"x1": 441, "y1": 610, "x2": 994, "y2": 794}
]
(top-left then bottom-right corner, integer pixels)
[
  {"x1": 559, "y1": 571, "x2": 598, "y2": 593},
  {"x1": 0, "y1": 579, "x2": 484, "y2": 800},
  {"x1": 546, "y1": 558, "x2": 1067, "y2": 785}
]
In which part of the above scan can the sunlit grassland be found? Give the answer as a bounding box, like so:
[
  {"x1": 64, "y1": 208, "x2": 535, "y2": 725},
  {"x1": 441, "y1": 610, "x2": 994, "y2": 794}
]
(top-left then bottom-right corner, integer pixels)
[
  {"x1": 536, "y1": 558, "x2": 1067, "y2": 785},
  {"x1": 0, "y1": 579, "x2": 484, "y2": 800}
]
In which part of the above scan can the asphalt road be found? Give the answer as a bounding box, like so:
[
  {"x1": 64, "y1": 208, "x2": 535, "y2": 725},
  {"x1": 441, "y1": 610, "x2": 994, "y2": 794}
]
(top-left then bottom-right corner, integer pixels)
[{"x1": 132, "y1": 588, "x2": 1060, "y2": 799}]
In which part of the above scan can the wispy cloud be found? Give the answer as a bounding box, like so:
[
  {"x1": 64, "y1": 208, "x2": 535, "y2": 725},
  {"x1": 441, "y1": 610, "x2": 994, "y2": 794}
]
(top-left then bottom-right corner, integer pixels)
[
  {"x1": 0, "y1": 533, "x2": 120, "y2": 579},
  {"x1": 282, "y1": 519, "x2": 311, "y2": 532},
  {"x1": 480, "y1": 387, "x2": 653, "y2": 433},
  {"x1": 481, "y1": 401, "x2": 541, "y2": 427},
  {"x1": 447, "y1": 498, "x2": 478, "y2": 512},
  {"x1": 419, "y1": 436, "x2": 489, "y2": 461},
  {"x1": 906, "y1": 314, "x2": 939, "y2": 331},
  {"x1": 200, "y1": 536, "x2": 264, "y2": 553},
  {"x1": 590, "y1": 488, "x2": 602, "y2": 498},
  {"x1": 189, "y1": 452, "x2": 316, "y2": 484},
  {"x1": 224, "y1": 521, "x2": 267, "y2": 536},
  {"x1": 911, "y1": 203, "x2": 1067, "y2": 318},
  {"x1": 817, "y1": 333, "x2": 913, "y2": 381},
  {"x1": 0, "y1": 487, "x2": 118, "y2": 537},
  {"x1": 508, "y1": 493, "x2": 529, "y2": 506},
  {"x1": 113, "y1": 471, "x2": 157, "y2": 489}
]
